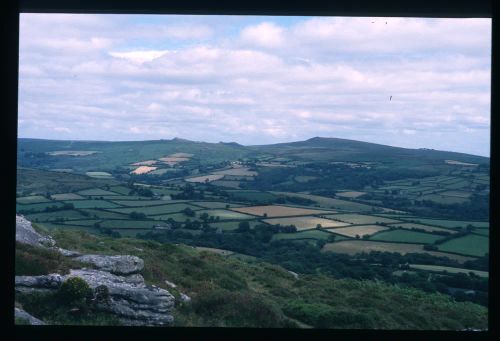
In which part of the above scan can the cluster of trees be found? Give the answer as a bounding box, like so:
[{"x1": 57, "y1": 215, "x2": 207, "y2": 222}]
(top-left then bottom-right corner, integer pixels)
[
  {"x1": 242, "y1": 163, "x2": 439, "y2": 193},
  {"x1": 171, "y1": 183, "x2": 205, "y2": 200}
]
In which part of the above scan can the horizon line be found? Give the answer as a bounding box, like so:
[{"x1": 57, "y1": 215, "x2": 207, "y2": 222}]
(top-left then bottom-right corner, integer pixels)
[{"x1": 17, "y1": 135, "x2": 490, "y2": 158}]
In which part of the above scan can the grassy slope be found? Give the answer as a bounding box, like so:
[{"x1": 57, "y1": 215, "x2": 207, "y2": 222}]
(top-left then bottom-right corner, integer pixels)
[{"x1": 18, "y1": 225, "x2": 488, "y2": 330}]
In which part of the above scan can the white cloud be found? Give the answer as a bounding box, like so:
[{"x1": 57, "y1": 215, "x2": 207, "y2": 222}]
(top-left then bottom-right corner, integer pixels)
[
  {"x1": 17, "y1": 14, "x2": 491, "y2": 156},
  {"x1": 240, "y1": 22, "x2": 285, "y2": 48},
  {"x1": 109, "y1": 50, "x2": 170, "y2": 64}
]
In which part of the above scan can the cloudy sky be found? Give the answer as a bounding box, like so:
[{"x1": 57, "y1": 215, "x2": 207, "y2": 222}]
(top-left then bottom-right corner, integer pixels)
[{"x1": 18, "y1": 14, "x2": 491, "y2": 156}]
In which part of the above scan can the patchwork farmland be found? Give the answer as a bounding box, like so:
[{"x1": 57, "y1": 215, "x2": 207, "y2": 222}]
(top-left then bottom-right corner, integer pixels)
[
  {"x1": 16, "y1": 136, "x2": 490, "y2": 319},
  {"x1": 17, "y1": 162, "x2": 489, "y2": 271}
]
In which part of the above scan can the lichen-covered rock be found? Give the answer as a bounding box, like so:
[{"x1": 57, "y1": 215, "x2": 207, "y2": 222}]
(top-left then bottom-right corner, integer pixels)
[
  {"x1": 180, "y1": 293, "x2": 191, "y2": 303},
  {"x1": 56, "y1": 247, "x2": 82, "y2": 257},
  {"x1": 15, "y1": 308, "x2": 45, "y2": 325},
  {"x1": 15, "y1": 269, "x2": 175, "y2": 326},
  {"x1": 74, "y1": 255, "x2": 144, "y2": 275},
  {"x1": 16, "y1": 215, "x2": 56, "y2": 248},
  {"x1": 164, "y1": 279, "x2": 177, "y2": 288}
]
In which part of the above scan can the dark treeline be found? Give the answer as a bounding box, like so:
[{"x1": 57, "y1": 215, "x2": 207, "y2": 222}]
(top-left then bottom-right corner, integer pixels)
[{"x1": 241, "y1": 164, "x2": 439, "y2": 192}]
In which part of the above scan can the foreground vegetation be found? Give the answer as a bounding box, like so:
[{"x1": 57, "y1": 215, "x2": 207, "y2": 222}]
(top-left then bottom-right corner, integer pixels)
[{"x1": 15, "y1": 227, "x2": 488, "y2": 329}]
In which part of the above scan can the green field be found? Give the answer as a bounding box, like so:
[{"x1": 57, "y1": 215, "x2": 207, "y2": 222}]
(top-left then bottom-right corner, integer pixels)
[
  {"x1": 400, "y1": 218, "x2": 489, "y2": 229},
  {"x1": 110, "y1": 200, "x2": 179, "y2": 207},
  {"x1": 369, "y1": 229, "x2": 445, "y2": 244},
  {"x1": 17, "y1": 202, "x2": 65, "y2": 212},
  {"x1": 408, "y1": 264, "x2": 488, "y2": 278},
  {"x1": 191, "y1": 201, "x2": 243, "y2": 209},
  {"x1": 322, "y1": 240, "x2": 476, "y2": 263},
  {"x1": 323, "y1": 213, "x2": 401, "y2": 225},
  {"x1": 152, "y1": 212, "x2": 197, "y2": 222},
  {"x1": 26, "y1": 209, "x2": 90, "y2": 222},
  {"x1": 388, "y1": 222, "x2": 457, "y2": 234},
  {"x1": 99, "y1": 219, "x2": 157, "y2": 229},
  {"x1": 78, "y1": 209, "x2": 129, "y2": 219},
  {"x1": 417, "y1": 194, "x2": 469, "y2": 205},
  {"x1": 38, "y1": 222, "x2": 102, "y2": 233},
  {"x1": 474, "y1": 229, "x2": 489, "y2": 236},
  {"x1": 50, "y1": 193, "x2": 86, "y2": 200},
  {"x1": 210, "y1": 220, "x2": 263, "y2": 231},
  {"x1": 437, "y1": 234, "x2": 489, "y2": 257},
  {"x1": 63, "y1": 200, "x2": 121, "y2": 209},
  {"x1": 108, "y1": 203, "x2": 201, "y2": 216},
  {"x1": 107, "y1": 186, "x2": 132, "y2": 195},
  {"x1": 67, "y1": 219, "x2": 103, "y2": 226},
  {"x1": 77, "y1": 188, "x2": 120, "y2": 196},
  {"x1": 272, "y1": 229, "x2": 336, "y2": 241},
  {"x1": 271, "y1": 192, "x2": 375, "y2": 212},
  {"x1": 196, "y1": 209, "x2": 256, "y2": 221},
  {"x1": 97, "y1": 195, "x2": 153, "y2": 201},
  {"x1": 16, "y1": 195, "x2": 51, "y2": 204},
  {"x1": 228, "y1": 190, "x2": 276, "y2": 202}
]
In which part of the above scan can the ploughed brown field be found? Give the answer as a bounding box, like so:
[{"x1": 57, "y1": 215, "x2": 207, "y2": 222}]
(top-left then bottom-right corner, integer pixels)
[{"x1": 231, "y1": 205, "x2": 334, "y2": 217}]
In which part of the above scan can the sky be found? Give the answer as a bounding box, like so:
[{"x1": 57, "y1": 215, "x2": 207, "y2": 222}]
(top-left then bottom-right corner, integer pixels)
[{"x1": 18, "y1": 14, "x2": 491, "y2": 156}]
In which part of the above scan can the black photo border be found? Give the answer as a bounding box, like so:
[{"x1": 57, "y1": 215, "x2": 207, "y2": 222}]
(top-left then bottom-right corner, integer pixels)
[{"x1": 2, "y1": 1, "x2": 497, "y2": 339}]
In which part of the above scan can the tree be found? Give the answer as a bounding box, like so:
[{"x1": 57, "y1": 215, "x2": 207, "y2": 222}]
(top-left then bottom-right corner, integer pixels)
[
  {"x1": 316, "y1": 224, "x2": 322, "y2": 229},
  {"x1": 182, "y1": 207, "x2": 196, "y2": 217},
  {"x1": 129, "y1": 211, "x2": 146, "y2": 220},
  {"x1": 237, "y1": 221, "x2": 251, "y2": 233}
]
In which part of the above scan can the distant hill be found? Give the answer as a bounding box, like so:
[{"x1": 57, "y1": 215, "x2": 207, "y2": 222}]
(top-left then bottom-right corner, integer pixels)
[
  {"x1": 248, "y1": 136, "x2": 489, "y2": 164},
  {"x1": 17, "y1": 136, "x2": 489, "y2": 173}
]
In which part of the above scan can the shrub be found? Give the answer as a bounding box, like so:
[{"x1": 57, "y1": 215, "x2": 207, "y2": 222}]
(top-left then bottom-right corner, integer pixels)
[{"x1": 57, "y1": 277, "x2": 93, "y2": 306}]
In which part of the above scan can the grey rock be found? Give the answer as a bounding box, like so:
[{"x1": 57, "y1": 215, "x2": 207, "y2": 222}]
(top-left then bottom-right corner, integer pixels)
[
  {"x1": 56, "y1": 247, "x2": 82, "y2": 257},
  {"x1": 287, "y1": 270, "x2": 299, "y2": 280},
  {"x1": 16, "y1": 273, "x2": 64, "y2": 290},
  {"x1": 180, "y1": 293, "x2": 191, "y2": 303},
  {"x1": 164, "y1": 279, "x2": 177, "y2": 288},
  {"x1": 16, "y1": 215, "x2": 56, "y2": 248},
  {"x1": 15, "y1": 308, "x2": 45, "y2": 325},
  {"x1": 15, "y1": 269, "x2": 175, "y2": 326},
  {"x1": 74, "y1": 254, "x2": 144, "y2": 275}
]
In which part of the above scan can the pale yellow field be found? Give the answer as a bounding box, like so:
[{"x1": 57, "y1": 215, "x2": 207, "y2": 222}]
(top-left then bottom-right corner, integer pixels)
[
  {"x1": 170, "y1": 153, "x2": 194, "y2": 158},
  {"x1": 159, "y1": 157, "x2": 190, "y2": 163},
  {"x1": 130, "y1": 166, "x2": 157, "y2": 175},
  {"x1": 232, "y1": 205, "x2": 334, "y2": 217},
  {"x1": 445, "y1": 160, "x2": 477, "y2": 166},
  {"x1": 335, "y1": 191, "x2": 366, "y2": 198},
  {"x1": 213, "y1": 167, "x2": 258, "y2": 176},
  {"x1": 132, "y1": 160, "x2": 158, "y2": 166},
  {"x1": 321, "y1": 240, "x2": 475, "y2": 263},
  {"x1": 263, "y1": 216, "x2": 350, "y2": 231},
  {"x1": 185, "y1": 174, "x2": 225, "y2": 183},
  {"x1": 327, "y1": 224, "x2": 389, "y2": 238}
]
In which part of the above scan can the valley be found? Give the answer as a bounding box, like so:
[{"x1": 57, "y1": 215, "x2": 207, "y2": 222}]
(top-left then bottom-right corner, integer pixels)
[{"x1": 15, "y1": 136, "x2": 490, "y2": 328}]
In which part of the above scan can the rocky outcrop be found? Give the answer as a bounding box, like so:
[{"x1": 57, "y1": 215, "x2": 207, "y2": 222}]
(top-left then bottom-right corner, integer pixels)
[
  {"x1": 15, "y1": 215, "x2": 175, "y2": 326},
  {"x1": 15, "y1": 308, "x2": 45, "y2": 325},
  {"x1": 15, "y1": 269, "x2": 175, "y2": 326},
  {"x1": 16, "y1": 215, "x2": 56, "y2": 248},
  {"x1": 74, "y1": 255, "x2": 144, "y2": 275}
]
